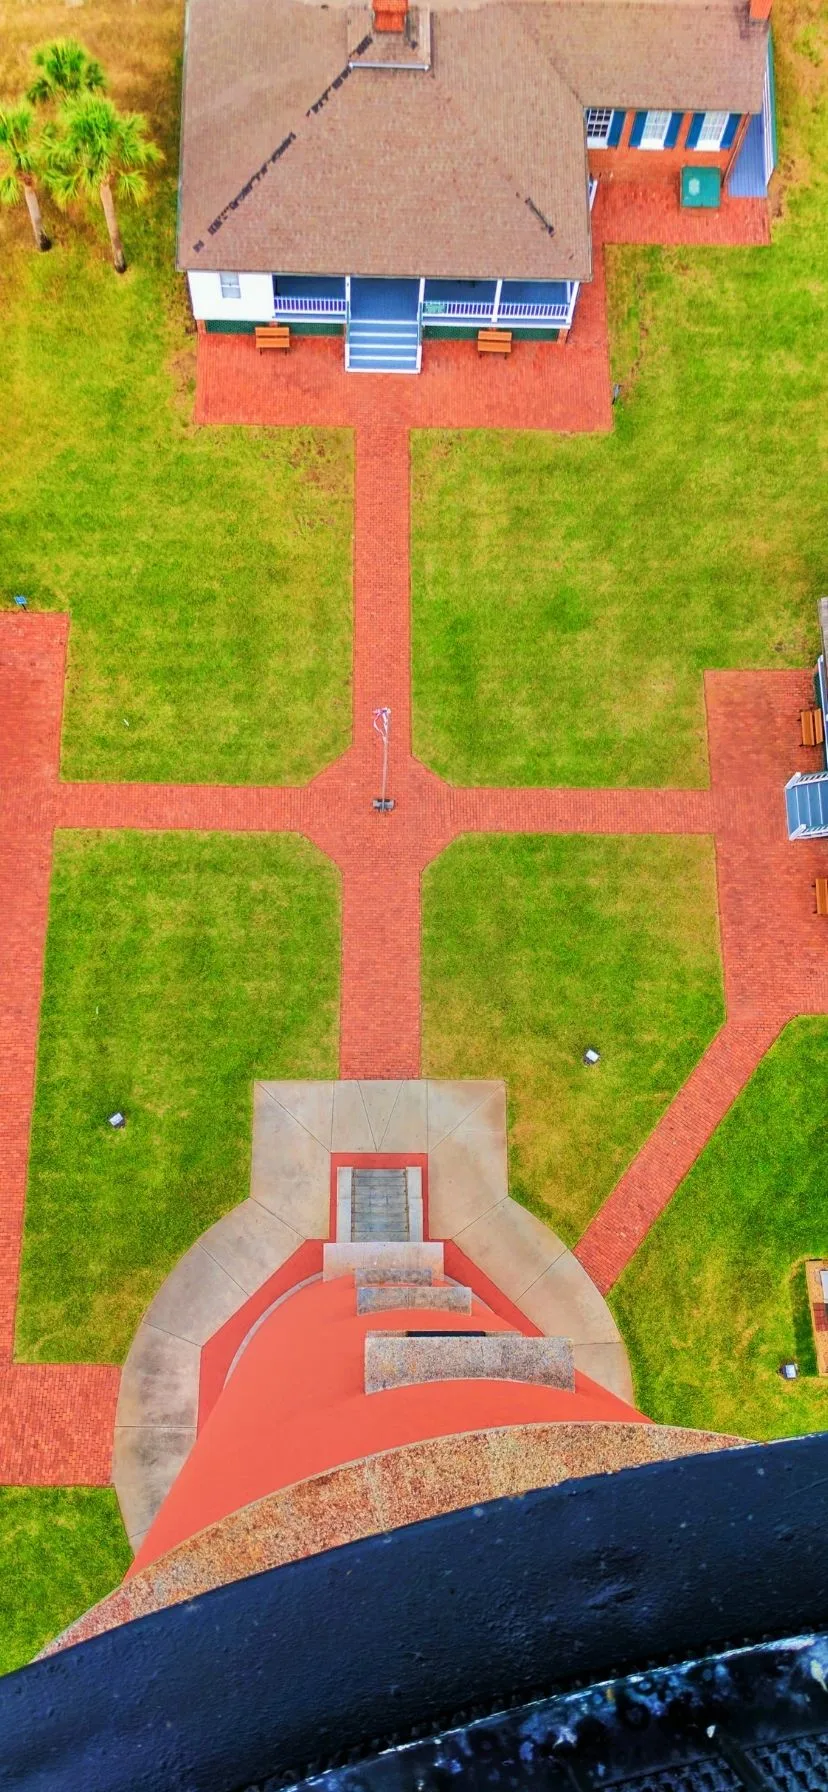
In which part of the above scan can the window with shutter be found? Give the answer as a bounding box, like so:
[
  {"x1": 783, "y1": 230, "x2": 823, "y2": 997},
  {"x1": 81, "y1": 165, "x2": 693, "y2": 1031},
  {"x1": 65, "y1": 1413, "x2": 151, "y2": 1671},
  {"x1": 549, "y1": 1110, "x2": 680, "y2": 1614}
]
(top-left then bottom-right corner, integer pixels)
[
  {"x1": 697, "y1": 110, "x2": 729, "y2": 149},
  {"x1": 639, "y1": 110, "x2": 672, "y2": 148}
]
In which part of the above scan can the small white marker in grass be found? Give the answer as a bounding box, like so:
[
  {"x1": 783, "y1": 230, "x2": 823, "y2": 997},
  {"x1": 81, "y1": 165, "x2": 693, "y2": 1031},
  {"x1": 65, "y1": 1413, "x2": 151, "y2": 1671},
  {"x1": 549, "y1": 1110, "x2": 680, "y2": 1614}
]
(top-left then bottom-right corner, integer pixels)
[
  {"x1": 583, "y1": 1047, "x2": 600, "y2": 1066},
  {"x1": 108, "y1": 1112, "x2": 126, "y2": 1129}
]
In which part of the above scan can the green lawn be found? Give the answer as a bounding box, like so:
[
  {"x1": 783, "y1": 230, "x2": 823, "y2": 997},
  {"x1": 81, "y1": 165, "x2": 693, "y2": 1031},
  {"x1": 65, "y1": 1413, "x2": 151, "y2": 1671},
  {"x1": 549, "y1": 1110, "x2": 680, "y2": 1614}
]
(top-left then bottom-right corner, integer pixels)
[
  {"x1": 611, "y1": 1018, "x2": 828, "y2": 1441},
  {"x1": 0, "y1": 1486, "x2": 129, "y2": 1675},
  {"x1": 17, "y1": 830, "x2": 340, "y2": 1363},
  {"x1": 421, "y1": 833, "x2": 723, "y2": 1243},
  {"x1": 0, "y1": 6, "x2": 352, "y2": 785},
  {"x1": 412, "y1": 2, "x2": 828, "y2": 789}
]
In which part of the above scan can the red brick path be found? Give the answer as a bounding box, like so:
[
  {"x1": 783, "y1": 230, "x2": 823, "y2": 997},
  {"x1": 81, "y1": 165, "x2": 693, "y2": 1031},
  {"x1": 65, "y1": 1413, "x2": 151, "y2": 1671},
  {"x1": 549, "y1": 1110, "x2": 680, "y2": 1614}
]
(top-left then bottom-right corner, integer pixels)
[
  {"x1": 577, "y1": 670, "x2": 828, "y2": 1290},
  {"x1": 0, "y1": 618, "x2": 120, "y2": 1482},
  {"x1": 2, "y1": 177, "x2": 802, "y2": 1478}
]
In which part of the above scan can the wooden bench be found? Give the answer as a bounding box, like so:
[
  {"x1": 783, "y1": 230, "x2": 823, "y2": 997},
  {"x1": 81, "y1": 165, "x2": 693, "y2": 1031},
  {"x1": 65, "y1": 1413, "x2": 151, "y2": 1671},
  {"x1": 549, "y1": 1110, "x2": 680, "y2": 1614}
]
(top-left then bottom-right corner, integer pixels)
[
  {"x1": 815, "y1": 878, "x2": 828, "y2": 916},
  {"x1": 805, "y1": 1259, "x2": 828, "y2": 1375},
  {"x1": 477, "y1": 329, "x2": 512, "y2": 356},
  {"x1": 800, "y1": 706, "x2": 824, "y2": 748},
  {"x1": 255, "y1": 324, "x2": 291, "y2": 352}
]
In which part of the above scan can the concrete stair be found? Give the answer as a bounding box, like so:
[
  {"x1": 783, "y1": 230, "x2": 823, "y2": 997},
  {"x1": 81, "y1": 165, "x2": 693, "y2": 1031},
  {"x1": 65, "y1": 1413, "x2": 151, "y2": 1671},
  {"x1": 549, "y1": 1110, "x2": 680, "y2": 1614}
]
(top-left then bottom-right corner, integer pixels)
[
  {"x1": 351, "y1": 1167, "x2": 409, "y2": 1241},
  {"x1": 356, "y1": 1266, "x2": 433, "y2": 1287},
  {"x1": 357, "y1": 1285, "x2": 472, "y2": 1315},
  {"x1": 323, "y1": 1242, "x2": 444, "y2": 1280},
  {"x1": 785, "y1": 772, "x2": 828, "y2": 838},
  {"x1": 347, "y1": 317, "x2": 420, "y2": 373},
  {"x1": 364, "y1": 1331, "x2": 575, "y2": 1394}
]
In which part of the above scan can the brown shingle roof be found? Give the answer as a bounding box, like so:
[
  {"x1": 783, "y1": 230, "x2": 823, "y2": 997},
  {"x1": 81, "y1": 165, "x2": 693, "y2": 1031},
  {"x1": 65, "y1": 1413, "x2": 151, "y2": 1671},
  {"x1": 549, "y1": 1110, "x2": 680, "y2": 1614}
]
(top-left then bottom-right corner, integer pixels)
[{"x1": 178, "y1": 0, "x2": 768, "y2": 279}]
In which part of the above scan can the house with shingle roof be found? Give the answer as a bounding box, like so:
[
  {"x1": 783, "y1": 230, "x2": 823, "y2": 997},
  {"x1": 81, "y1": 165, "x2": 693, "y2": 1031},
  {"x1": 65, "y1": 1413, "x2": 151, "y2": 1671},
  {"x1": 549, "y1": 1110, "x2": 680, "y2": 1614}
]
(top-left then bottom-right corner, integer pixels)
[{"x1": 179, "y1": 0, "x2": 776, "y2": 371}]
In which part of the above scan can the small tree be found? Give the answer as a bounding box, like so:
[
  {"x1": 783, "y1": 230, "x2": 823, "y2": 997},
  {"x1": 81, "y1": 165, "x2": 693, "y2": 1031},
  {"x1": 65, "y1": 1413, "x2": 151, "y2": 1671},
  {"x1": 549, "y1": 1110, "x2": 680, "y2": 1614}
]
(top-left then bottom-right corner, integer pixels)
[
  {"x1": 27, "y1": 39, "x2": 106, "y2": 107},
  {"x1": 0, "y1": 104, "x2": 50, "y2": 251},
  {"x1": 45, "y1": 95, "x2": 162, "y2": 273}
]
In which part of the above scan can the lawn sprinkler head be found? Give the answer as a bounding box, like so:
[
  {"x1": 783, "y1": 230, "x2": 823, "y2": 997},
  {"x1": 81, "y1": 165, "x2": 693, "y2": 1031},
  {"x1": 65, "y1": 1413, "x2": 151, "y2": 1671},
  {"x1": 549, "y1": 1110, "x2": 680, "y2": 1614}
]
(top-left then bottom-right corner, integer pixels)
[
  {"x1": 583, "y1": 1047, "x2": 600, "y2": 1066},
  {"x1": 778, "y1": 1361, "x2": 798, "y2": 1380},
  {"x1": 13, "y1": 594, "x2": 27, "y2": 609},
  {"x1": 108, "y1": 1111, "x2": 126, "y2": 1130}
]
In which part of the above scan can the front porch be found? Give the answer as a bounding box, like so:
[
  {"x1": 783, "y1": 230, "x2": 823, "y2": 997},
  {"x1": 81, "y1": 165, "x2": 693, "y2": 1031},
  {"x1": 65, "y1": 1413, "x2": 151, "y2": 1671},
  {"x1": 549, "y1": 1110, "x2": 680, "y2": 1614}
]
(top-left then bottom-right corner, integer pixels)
[{"x1": 269, "y1": 274, "x2": 577, "y2": 372}]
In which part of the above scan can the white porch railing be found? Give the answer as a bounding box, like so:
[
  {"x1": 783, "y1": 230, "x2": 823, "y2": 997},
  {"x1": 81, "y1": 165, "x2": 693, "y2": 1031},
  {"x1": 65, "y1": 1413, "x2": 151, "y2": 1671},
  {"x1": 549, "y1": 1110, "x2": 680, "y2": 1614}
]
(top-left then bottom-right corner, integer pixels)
[
  {"x1": 499, "y1": 302, "x2": 570, "y2": 322},
  {"x1": 272, "y1": 296, "x2": 347, "y2": 315},
  {"x1": 423, "y1": 300, "x2": 571, "y2": 324},
  {"x1": 422, "y1": 301, "x2": 494, "y2": 319}
]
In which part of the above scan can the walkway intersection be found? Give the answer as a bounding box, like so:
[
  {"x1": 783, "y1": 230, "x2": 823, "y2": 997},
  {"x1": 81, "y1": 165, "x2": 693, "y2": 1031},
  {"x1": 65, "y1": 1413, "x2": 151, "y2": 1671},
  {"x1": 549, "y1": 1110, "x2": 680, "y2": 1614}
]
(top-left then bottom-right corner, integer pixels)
[{"x1": 1, "y1": 179, "x2": 819, "y2": 1489}]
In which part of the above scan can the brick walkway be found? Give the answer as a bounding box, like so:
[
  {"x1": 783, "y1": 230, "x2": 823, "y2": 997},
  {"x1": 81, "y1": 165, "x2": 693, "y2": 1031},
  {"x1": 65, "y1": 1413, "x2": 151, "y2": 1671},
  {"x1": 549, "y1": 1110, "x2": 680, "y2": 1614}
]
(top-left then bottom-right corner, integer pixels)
[
  {"x1": 0, "y1": 618, "x2": 120, "y2": 1482},
  {"x1": 4, "y1": 176, "x2": 814, "y2": 1480}
]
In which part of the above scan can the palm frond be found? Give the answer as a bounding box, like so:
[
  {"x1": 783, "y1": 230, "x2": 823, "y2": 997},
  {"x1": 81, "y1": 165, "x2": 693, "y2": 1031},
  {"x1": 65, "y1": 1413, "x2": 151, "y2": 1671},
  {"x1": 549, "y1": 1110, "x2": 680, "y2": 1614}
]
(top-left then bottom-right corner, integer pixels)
[
  {"x1": 27, "y1": 38, "x2": 107, "y2": 107},
  {"x1": 0, "y1": 104, "x2": 43, "y2": 181},
  {"x1": 114, "y1": 168, "x2": 148, "y2": 206},
  {"x1": 0, "y1": 172, "x2": 22, "y2": 206},
  {"x1": 48, "y1": 95, "x2": 162, "y2": 196}
]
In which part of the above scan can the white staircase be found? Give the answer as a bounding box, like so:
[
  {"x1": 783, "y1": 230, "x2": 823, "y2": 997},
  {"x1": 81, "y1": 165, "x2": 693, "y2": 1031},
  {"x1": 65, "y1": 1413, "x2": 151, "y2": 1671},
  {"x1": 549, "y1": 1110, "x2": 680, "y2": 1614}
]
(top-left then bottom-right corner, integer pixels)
[{"x1": 346, "y1": 316, "x2": 420, "y2": 373}]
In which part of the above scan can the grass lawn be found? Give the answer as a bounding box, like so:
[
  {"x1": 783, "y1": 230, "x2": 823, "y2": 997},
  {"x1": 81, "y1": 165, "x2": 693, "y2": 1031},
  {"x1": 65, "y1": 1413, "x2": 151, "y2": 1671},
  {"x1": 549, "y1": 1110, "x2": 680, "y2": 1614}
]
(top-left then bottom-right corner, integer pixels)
[
  {"x1": 411, "y1": 0, "x2": 828, "y2": 789},
  {"x1": 0, "y1": 1, "x2": 352, "y2": 784},
  {"x1": 17, "y1": 830, "x2": 340, "y2": 1364},
  {"x1": 421, "y1": 833, "x2": 723, "y2": 1243},
  {"x1": 611, "y1": 1018, "x2": 828, "y2": 1441},
  {"x1": 0, "y1": 1486, "x2": 129, "y2": 1675}
]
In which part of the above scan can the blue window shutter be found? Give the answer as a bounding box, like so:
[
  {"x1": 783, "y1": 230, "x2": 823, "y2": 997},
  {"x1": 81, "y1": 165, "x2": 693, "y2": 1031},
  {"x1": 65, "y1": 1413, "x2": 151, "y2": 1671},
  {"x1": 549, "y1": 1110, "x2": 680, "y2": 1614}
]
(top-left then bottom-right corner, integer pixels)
[
  {"x1": 629, "y1": 112, "x2": 646, "y2": 148},
  {"x1": 665, "y1": 111, "x2": 684, "y2": 148},
  {"x1": 686, "y1": 113, "x2": 703, "y2": 149},
  {"x1": 608, "y1": 109, "x2": 625, "y2": 147},
  {"x1": 721, "y1": 112, "x2": 741, "y2": 149}
]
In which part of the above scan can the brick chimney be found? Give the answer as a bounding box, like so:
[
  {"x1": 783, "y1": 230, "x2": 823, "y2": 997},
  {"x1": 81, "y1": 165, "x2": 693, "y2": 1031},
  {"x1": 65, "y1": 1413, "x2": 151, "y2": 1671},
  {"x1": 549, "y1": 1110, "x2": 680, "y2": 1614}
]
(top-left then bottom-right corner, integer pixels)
[
  {"x1": 749, "y1": 0, "x2": 772, "y2": 18},
  {"x1": 373, "y1": 0, "x2": 407, "y2": 30}
]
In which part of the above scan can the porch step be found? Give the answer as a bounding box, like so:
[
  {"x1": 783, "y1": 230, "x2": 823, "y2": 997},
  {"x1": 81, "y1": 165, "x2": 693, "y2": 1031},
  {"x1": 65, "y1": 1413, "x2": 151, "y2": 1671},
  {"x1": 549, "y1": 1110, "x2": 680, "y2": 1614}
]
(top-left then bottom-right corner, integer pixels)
[
  {"x1": 785, "y1": 773, "x2": 828, "y2": 839},
  {"x1": 347, "y1": 317, "x2": 419, "y2": 374}
]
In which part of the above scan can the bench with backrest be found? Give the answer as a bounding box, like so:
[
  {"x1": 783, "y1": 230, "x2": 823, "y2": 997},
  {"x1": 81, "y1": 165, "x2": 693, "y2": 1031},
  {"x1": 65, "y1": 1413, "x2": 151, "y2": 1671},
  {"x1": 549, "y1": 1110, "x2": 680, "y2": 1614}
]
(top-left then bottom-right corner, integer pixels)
[
  {"x1": 805, "y1": 1259, "x2": 828, "y2": 1375},
  {"x1": 477, "y1": 329, "x2": 512, "y2": 356},
  {"x1": 800, "y1": 707, "x2": 825, "y2": 748},
  {"x1": 255, "y1": 324, "x2": 291, "y2": 352}
]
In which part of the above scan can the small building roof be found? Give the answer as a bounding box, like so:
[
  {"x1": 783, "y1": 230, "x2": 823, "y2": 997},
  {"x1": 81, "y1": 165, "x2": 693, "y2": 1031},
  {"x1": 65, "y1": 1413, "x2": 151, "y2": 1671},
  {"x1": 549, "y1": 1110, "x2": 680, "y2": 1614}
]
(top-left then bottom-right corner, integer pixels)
[{"x1": 178, "y1": 0, "x2": 769, "y2": 280}]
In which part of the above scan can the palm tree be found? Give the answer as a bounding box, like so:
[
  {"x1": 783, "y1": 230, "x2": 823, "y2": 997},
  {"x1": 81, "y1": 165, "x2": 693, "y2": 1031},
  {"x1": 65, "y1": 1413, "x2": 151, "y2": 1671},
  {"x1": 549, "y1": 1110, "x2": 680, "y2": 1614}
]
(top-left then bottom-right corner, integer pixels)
[
  {"x1": 27, "y1": 39, "x2": 105, "y2": 107},
  {"x1": 44, "y1": 95, "x2": 162, "y2": 273},
  {"x1": 0, "y1": 103, "x2": 50, "y2": 250}
]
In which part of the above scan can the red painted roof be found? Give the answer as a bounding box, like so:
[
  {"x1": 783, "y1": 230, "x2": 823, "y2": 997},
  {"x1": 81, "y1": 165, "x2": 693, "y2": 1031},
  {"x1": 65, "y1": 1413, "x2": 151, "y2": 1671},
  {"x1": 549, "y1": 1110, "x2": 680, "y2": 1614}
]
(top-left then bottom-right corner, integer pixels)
[{"x1": 132, "y1": 1276, "x2": 645, "y2": 1574}]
